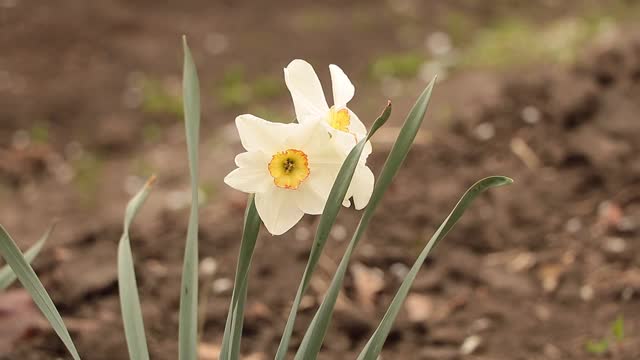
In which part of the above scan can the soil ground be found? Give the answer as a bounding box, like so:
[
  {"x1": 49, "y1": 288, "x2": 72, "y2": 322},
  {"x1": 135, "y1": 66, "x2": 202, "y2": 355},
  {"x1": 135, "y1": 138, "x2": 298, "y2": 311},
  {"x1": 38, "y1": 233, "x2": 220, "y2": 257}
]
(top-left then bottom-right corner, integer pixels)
[{"x1": 1, "y1": 1, "x2": 639, "y2": 359}]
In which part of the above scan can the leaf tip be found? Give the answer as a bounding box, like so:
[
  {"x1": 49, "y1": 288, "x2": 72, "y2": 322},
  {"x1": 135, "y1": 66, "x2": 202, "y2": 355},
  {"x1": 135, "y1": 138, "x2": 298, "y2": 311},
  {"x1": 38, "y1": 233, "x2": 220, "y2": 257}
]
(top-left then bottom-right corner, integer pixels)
[
  {"x1": 426, "y1": 75, "x2": 438, "y2": 91},
  {"x1": 45, "y1": 220, "x2": 60, "y2": 239},
  {"x1": 145, "y1": 174, "x2": 158, "y2": 188},
  {"x1": 182, "y1": 35, "x2": 193, "y2": 57},
  {"x1": 487, "y1": 176, "x2": 513, "y2": 188},
  {"x1": 368, "y1": 101, "x2": 393, "y2": 139},
  {"x1": 383, "y1": 100, "x2": 392, "y2": 115},
  {"x1": 381, "y1": 100, "x2": 392, "y2": 117}
]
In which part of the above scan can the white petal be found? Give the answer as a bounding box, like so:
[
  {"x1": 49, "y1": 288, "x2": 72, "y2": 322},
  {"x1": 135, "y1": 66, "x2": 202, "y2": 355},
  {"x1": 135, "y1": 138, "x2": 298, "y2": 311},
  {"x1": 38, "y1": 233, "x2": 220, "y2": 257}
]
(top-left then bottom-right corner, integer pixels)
[
  {"x1": 225, "y1": 152, "x2": 271, "y2": 193},
  {"x1": 224, "y1": 167, "x2": 271, "y2": 193},
  {"x1": 234, "y1": 151, "x2": 270, "y2": 168},
  {"x1": 347, "y1": 110, "x2": 367, "y2": 139},
  {"x1": 285, "y1": 119, "x2": 326, "y2": 149},
  {"x1": 329, "y1": 64, "x2": 355, "y2": 108},
  {"x1": 295, "y1": 183, "x2": 326, "y2": 215},
  {"x1": 236, "y1": 114, "x2": 294, "y2": 153},
  {"x1": 255, "y1": 188, "x2": 305, "y2": 235},
  {"x1": 361, "y1": 140, "x2": 373, "y2": 164},
  {"x1": 284, "y1": 59, "x2": 329, "y2": 124},
  {"x1": 331, "y1": 130, "x2": 359, "y2": 156},
  {"x1": 349, "y1": 166, "x2": 375, "y2": 210},
  {"x1": 306, "y1": 165, "x2": 339, "y2": 199},
  {"x1": 291, "y1": 122, "x2": 343, "y2": 166},
  {"x1": 329, "y1": 131, "x2": 372, "y2": 167}
]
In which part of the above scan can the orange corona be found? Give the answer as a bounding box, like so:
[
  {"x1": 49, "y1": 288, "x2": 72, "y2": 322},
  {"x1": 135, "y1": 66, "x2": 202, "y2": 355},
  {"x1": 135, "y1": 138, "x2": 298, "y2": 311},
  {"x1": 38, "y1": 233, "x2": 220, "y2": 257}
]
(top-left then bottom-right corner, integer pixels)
[{"x1": 268, "y1": 149, "x2": 310, "y2": 189}]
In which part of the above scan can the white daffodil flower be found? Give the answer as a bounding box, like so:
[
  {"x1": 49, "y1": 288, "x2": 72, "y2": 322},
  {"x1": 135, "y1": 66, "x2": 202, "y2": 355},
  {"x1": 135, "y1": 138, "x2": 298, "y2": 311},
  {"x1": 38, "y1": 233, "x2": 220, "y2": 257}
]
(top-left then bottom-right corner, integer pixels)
[
  {"x1": 224, "y1": 114, "x2": 344, "y2": 235},
  {"x1": 284, "y1": 59, "x2": 374, "y2": 209}
]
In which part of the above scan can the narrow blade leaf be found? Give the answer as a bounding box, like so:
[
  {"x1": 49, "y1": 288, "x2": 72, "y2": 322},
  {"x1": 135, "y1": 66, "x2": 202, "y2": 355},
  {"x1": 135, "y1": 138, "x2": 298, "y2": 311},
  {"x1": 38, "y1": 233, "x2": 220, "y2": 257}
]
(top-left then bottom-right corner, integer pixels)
[
  {"x1": 357, "y1": 176, "x2": 513, "y2": 360},
  {"x1": 0, "y1": 225, "x2": 52, "y2": 290},
  {"x1": 612, "y1": 315, "x2": 624, "y2": 341},
  {"x1": 118, "y1": 176, "x2": 156, "y2": 360},
  {"x1": 274, "y1": 102, "x2": 391, "y2": 360},
  {"x1": 219, "y1": 195, "x2": 261, "y2": 360},
  {"x1": 179, "y1": 36, "x2": 201, "y2": 360},
  {"x1": 0, "y1": 225, "x2": 81, "y2": 360},
  {"x1": 295, "y1": 78, "x2": 436, "y2": 359}
]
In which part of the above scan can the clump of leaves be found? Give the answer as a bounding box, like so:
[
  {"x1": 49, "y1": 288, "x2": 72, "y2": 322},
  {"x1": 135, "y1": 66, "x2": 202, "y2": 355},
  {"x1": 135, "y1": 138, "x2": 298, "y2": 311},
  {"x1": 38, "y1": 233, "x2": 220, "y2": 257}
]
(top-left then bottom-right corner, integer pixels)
[
  {"x1": 73, "y1": 152, "x2": 103, "y2": 206},
  {"x1": 140, "y1": 77, "x2": 184, "y2": 117},
  {"x1": 218, "y1": 66, "x2": 285, "y2": 108},
  {"x1": 30, "y1": 122, "x2": 50, "y2": 144},
  {"x1": 459, "y1": 16, "x2": 604, "y2": 69},
  {"x1": 585, "y1": 315, "x2": 625, "y2": 356},
  {"x1": 370, "y1": 52, "x2": 424, "y2": 79},
  {"x1": 0, "y1": 38, "x2": 512, "y2": 360}
]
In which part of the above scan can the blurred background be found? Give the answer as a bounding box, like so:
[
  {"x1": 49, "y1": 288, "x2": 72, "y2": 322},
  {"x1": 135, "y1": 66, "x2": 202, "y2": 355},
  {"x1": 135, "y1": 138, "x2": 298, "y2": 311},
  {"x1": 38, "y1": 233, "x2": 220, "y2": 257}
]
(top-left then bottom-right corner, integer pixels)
[{"x1": 1, "y1": 1, "x2": 639, "y2": 359}]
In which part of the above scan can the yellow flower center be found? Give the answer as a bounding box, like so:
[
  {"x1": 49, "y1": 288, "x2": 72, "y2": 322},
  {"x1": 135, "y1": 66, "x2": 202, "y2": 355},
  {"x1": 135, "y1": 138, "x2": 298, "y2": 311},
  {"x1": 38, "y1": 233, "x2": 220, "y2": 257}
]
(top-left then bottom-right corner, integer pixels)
[
  {"x1": 268, "y1": 149, "x2": 310, "y2": 190},
  {"x1": 327, "y1": 107, "x2": 351, "y2": 132}
]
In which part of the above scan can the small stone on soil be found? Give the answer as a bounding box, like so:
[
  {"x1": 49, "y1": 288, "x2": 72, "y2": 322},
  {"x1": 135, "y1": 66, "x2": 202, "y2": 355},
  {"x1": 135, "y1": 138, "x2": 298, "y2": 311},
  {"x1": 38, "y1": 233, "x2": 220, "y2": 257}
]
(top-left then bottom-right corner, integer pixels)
[
  {"x1": 351, "y1": 262, "x2": 385, "y2": 311},
  {"x1": 197, "y1": 342, "x2": 220, "y2": 360},
  {"x1": 469, "y1": 317, "x2": 493, "y2": 333},
  {"x1": 199, "y1": 257, "x2": 218, "y2": 276},
  {"x1": 405, "y1": 293, "x2": 434, "y2": 323},
  {"x1": 390, "y1": 262, "x2": 410, "y2": 280},
  {"x1": 459, "y1": 335, "x2": 482, "y2": 355},
  {"x1": 212, "y1": 278, "x2": 233, "y2": 294},
  {"x1": 294, "y1": 226, "x2": 312, "y2": 242},
  {"x1": 521, "y1": 105, "x2": 542, "y2": 124},
  {"x1": 330, "y1": 224, "x2": 348, "y2": 242},
  {"x1": 425, "y1": 31, "x2": 453, "y2": 56},
  {"x1": 601, "y1": 236, "x2": 627, "y2": 254},
  {"x1": 474, "y1": 122, "x2": 495, "y2": 141},
  {"x1": 565, "y1": 217, "x2": 583, "y2": 233},
  {"x1": 204, "y1": 32, "x2": 229, "y2": 55},
  {"x1": 580, "y1": 284, "x2": 594, "y2": 301}
]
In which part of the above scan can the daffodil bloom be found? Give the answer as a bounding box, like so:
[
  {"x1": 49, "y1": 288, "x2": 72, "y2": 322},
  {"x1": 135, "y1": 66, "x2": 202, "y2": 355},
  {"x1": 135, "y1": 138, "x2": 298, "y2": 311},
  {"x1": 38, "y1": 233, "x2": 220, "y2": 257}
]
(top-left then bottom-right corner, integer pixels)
[
  {"x1": 284, "y1": 59, "x2": 374, "y2": 209},
  {"x1": 224, "y1": 114, "x2": 345, "y2": 235}
]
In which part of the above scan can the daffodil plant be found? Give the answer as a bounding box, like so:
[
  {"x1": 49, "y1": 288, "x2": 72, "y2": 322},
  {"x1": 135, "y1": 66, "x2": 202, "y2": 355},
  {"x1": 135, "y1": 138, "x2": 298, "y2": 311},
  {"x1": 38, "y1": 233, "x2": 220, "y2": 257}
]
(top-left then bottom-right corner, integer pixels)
[{"x1": 0, "y1": 37, "x2": 512, "y2": 360}]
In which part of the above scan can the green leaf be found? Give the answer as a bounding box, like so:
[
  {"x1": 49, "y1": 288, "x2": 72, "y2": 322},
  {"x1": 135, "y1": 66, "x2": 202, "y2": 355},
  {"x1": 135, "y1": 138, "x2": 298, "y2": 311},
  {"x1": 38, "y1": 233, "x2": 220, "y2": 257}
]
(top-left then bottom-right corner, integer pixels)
[
  {"x1": 274, "y1": 102, "x2": 392, "y2": 360},
  {"x1": 294, "y1": 78, "x2": 436, "y2": 360},
  {"x1": 179, "y1": 36, "x2": 201, "y2": 360},
  {"x1": 357, "y1": 176, "x2": 513, "y2": 360},
  {"x1": 0, "y1": 225, "x2": 52, "y2": 290},
  {"x1": 219, "y1": 195, "x2": 261, "y2": 360},
  {"x1": 0, "y1": 225, "x2": 81, "y2": 360},
  {"x1": 118, "y1": 176, "x2": 155, "y2": 360},
  {"x1": 611, "y1": 315, "x2": 624, "y2": 341},
  {"x1": 586, "y1": 339, "x2": 609, "y2": 355}
]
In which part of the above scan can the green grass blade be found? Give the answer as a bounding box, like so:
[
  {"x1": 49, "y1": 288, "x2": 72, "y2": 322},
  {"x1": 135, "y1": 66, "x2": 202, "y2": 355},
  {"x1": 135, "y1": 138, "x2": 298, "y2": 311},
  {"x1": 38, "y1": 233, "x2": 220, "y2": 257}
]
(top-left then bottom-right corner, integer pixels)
[
  {"x1": 357, "y1": 176, "x2": 513, "y2": 360},
  {"x1": 0, "y1": 225, "x2": 81, "y2": 360},
  {"x1": 612, "y1": 315, "x2": 624, "y2": 341},
  {"x1": 227, "y1": 279, "x2": 249, "y2": 360},
  {"x1": 218, "y1": 195, "x2": 261, "y2": 360},
  {"x1": 0, "y1": 225, "x2": 52, "y2": 290},
  {"x1": 179, "y1": 36, "x2": 201, "y2": 360},
  {"x1": 294, "y1": 78, "x2": 436, "y2": 360},
  {"x1": 274, "y1": 102, "x2": 392, "y2": 360},
  {"x1": 118, "y1": 176, "x2": 155, "y2": 360}
]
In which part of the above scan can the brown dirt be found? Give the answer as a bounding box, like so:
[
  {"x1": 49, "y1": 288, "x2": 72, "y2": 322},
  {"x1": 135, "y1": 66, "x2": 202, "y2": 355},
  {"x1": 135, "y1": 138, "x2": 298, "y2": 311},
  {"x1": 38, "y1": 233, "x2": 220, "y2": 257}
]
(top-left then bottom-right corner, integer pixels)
[{"x1": 1, "y1": 1, "x2": 639, "y2": 359}]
